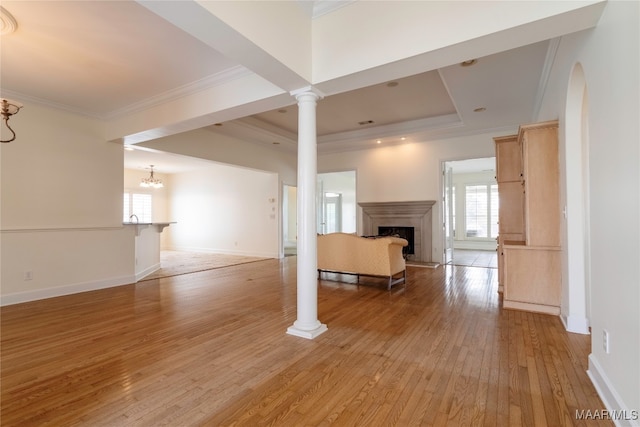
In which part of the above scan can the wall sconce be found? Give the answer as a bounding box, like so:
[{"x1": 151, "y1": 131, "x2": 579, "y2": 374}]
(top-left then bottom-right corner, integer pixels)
[
  {"x1": 140, "y1": 165, "x2": 164, "y2": 188},
  {"x1": 1, "y1": 98, "x2": 22, "y2": 143}
]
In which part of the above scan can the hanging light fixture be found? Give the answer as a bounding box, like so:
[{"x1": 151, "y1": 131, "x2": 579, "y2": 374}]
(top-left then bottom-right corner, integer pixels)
[
  {"x1": 140, "y1": 165, "x2": 163, "y2": 188},
  {"x1": 1, "y1": 98, "x2": 23, "y2": 143}
]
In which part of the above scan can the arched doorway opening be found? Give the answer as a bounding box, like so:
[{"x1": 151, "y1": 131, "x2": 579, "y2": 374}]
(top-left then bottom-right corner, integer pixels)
[{"x1": 562, "y1": 62, "x2": 591, "y2": 334}]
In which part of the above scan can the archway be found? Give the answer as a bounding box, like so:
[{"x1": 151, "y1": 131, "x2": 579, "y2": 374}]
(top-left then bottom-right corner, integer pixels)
[{"x1": 562, "y1": 62, "x2": 591, "y2": 334}]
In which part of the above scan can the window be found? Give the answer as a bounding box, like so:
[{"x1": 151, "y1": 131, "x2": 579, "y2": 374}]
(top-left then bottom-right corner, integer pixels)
[
  {"x1": 123, "y1": 192, "x2": 152, "y2": 222},
  {"x1": 464, "y1": 184, "x2": 498, "y2": 239}
]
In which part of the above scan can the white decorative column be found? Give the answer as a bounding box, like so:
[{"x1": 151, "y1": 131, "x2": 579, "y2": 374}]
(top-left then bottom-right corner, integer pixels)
[{"x1": 287, "y1": 87, "x2": 327, "y2": 339}]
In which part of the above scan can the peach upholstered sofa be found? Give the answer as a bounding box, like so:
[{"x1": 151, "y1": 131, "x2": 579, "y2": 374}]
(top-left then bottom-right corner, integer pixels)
[{"x1": 317, "y1": 232, "x2": 408, "y2": 290}]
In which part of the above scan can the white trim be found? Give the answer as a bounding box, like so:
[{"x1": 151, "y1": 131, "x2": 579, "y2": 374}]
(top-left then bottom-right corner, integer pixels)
[
  {"x1": 167, "y1": 245, "x2": 277, "y2": 259},
  {"x1": 0, "y1": 275, "x2": 135, "y2": 306},
  {"x1": 1, "y1": 66, "x2": 253, "y2": 120},
  {"x1": 1, "y1": 226, "x2": 124, "y2": 233},
  {"x1": 561, "y1": 314, "x2": 590, "y2": 335},
  {"x1": 135, "y1": 263, "x2": 161, "y2": 282},
  {"x1": 532, "y1": 37, "x2": 562, "y2": 121},
  {"x1": 286, "y1": 323, "x2": 328, "y2": 339},
  {"x1": 105, "y1": 66, "x2": 252, "y2": 120},
  {"x1": 310, "y1": 0, "x2": 356, "y2": 19},
  {"x1": 453, "y1": 240, "x2": 496, "y2": 250},
  {"x1": 587, "y1": 355, "x2": 640, "y2": 427}
]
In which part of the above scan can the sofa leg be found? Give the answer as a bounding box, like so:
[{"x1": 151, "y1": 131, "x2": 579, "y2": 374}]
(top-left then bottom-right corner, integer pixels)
[{"x1": 388, "y1": 270, "x2": 407, "y2": 291}]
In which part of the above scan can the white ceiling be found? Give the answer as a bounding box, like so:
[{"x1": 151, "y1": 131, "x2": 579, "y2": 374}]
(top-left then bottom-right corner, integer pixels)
[{"x1": 0, "y1": 1, "x2": 571, "y2": 174}]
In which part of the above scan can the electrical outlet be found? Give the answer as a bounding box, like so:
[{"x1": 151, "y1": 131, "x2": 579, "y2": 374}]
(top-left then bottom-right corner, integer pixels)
[
  {"x1": 603, "y1": 329, "x2": 610, "y2": 354},
  {"x1": 24, "y1": 271, "x2": 33, "y2": 281}
]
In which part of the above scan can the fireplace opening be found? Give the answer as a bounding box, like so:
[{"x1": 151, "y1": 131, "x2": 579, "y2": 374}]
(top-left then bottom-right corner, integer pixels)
[{"x1": 378, "y1": 226, "x2": 415, "y2": 257}]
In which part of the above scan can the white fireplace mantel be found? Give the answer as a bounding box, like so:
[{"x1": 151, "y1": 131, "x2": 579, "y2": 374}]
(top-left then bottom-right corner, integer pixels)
[{"x1": 359, "y1": 200, "x2": 436, "y2": 263}]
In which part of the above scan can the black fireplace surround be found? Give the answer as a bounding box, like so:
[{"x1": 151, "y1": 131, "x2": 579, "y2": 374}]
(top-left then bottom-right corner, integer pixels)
[
  {"x1": 378, "y1": 226, "x2": 415, "y2": 257},
  {"x1": 359, "y1": 200, "x2": 436, "y2": 263}
]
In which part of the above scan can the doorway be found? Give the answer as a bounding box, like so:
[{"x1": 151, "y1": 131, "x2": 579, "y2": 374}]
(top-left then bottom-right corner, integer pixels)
[
  {"x1": 282, "y1": 171, "x2": 356, "y2": 257},
  {"x1": 562, "y1": 62, "x2": 591, "y2": 334},
  {"x1": 317, "y1": 171, "x2": 356, "y2": 235},
  {"x1": 441, "y1": 157, "x2": 497, "y2": 265},
  {"x1": 282, "y1": 184, "x2": 297, "y2": 256}
]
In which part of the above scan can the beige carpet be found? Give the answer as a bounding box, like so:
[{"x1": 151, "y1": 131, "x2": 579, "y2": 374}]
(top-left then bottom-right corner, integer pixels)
[{"x1": 139, "y1": 250, "x2": 270, "y2": 281}]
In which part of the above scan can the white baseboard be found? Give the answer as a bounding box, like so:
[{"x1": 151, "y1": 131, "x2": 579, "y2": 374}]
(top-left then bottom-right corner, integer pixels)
[
  {"x1": 561, "y1": 314, "x2": 590, "y2": 335},
  {"x1": 454, "y1": 241, "x2": 497, "y2": 250},
  {"x1": 0, "y1": 275, "x2": 136, "y2": 306},
  {"x1": 587, "y1": 354, "x2": 640, "y2": 426},
  {"x1": 167, "y1": 245, "x2": 277, "y2": 259},
  {"x1": 135, "y1": 263, "x2": 161, "y2": 282}
]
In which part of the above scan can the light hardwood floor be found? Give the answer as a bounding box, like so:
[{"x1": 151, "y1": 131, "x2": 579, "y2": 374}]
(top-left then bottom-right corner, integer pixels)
[{"x1": 1, "y1": 258, "x2": 608, "y2": 426}]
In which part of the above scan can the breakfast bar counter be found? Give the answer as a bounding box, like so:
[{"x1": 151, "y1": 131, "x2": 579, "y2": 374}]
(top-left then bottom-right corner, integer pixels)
[{"x1": 123, "y1": 222, "x2": 175, "y2": 281}]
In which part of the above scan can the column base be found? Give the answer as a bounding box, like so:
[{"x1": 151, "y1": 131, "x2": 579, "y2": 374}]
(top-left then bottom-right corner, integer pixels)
[{"x1": 286, "y1": 323, "x2": 328, "y2": 339}]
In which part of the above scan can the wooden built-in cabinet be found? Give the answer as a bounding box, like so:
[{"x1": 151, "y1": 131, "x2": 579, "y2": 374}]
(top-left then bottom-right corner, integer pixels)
[
  {"x1": 494, "y1": 121, "x2": 561, "y2": 315},
  {"x1": 494, "y1": 135, "x2": 525, "y2": 243}
]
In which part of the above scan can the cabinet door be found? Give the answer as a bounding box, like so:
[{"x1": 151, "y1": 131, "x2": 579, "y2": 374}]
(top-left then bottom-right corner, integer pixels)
[
  {"x1": 497, "y1": 181, "x2": 525, "y2": 241},
  {"x1": 503, "y1": 246, "x2": 561, "y2": 311},
  {"x1": 523, "y1": 127, "x2": 561, "y2": 246},
  {"x1": 495, "y1": 135, "x2": 521, "y2": 182}
]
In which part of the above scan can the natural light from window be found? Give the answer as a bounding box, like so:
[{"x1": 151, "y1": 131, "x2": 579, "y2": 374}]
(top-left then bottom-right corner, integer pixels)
[
  {"x1": 464, "y1": 184, "x2": 498, "y2": 239},
  {"x1": 123, "y1": 192, "x2": 152, "y2": 223}
]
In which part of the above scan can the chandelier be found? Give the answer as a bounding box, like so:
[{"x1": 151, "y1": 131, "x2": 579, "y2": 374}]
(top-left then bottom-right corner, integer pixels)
[
  {"x1": 140, "y1": 165, "x2": 163, "y2": 188},
  {"x1": 1, "y1": 98, "x2": 23, "y2": 143}
]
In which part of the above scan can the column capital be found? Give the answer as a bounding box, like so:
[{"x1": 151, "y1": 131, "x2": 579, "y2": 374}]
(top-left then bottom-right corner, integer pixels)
[{"x1": 290, "y1": 86, "x2": 325, "y2": 101}]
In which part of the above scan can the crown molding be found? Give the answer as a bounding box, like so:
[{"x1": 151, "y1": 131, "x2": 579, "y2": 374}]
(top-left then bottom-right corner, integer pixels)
[
  {"x1": 317, "y1": 113, "x2": 462, "y2": 145},
  {"x1": 0, "y1": 66, "x2": 254, "y2": 121},
  {"x1": 311, "y1": 0, "x2": 356, "y2": 19},
  {"x1": 0, "y1": 89, "x2": 104, "y2": 119},
  {"x1": 105, "y1": 65, "x2": 253, "y2": 120},
  {"x1": 532, "y1": 37, "x2": 561, "y2": 122}
]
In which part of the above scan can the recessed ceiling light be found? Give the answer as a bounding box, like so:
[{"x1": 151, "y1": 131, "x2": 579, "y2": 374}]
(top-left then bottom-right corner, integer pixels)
[
  {"x1": 358, "y1": 120, "x2": 374, "y2": 125},
  {"x1": 272, "y1": 141, "x2": 280, "y2": 145},
  {"x1": 376, "y1": 140, "x2": 382, "y2": 144},
  {"x1": 214, "y1": 123, "x2": 223, "y2": 126},
  {"x1": 473, "y1": 107, "x2": 486, "y2": 112},
  {"x1": 386, "y1": 82, "x2": 399, "y2": 88},
  {"x1": 401, "y1": 137, "x2": 406, "y2": 141},
  {"x1": 277, "y1": 109, "x2": 287, "y2": 114},
  {"x1": 461, "y1": 59, "x2": 477, "y2": 67}
]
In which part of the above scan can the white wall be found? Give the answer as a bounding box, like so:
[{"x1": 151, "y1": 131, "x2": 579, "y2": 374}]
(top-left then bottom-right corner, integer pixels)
[
  {"x1": 318, "y1": 132, "x2": 500, "y2": 262},
  {"x1": 537, "y1": 0, "x2": 640, "y2": 414},
  {"x1": 124, "y1": 168, "x2": 172, "y2": 249},
  {"x1": 134, "y1": 128, "x2": 294, "y2": 258},
  {"x1": 283, "y1": 184, "x2": 297, "y2": 246},
  {"x1": 123, "y1": 169, "x2": 170, "y2": 223},
  {"x1": 0, "y1": 103, "x2": 136, "y2": 305},
  {"x1": 317, "y1": 171, "x2": 357, "y2": 233},
  {"x1": 138, "y1": 128, "x2": 297, "y2": 185},
  {"x1": 165, "y1": 164, "x2": 279, "y2": 258}
]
